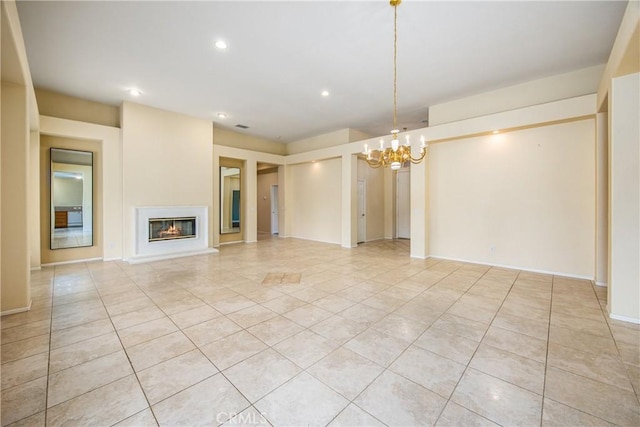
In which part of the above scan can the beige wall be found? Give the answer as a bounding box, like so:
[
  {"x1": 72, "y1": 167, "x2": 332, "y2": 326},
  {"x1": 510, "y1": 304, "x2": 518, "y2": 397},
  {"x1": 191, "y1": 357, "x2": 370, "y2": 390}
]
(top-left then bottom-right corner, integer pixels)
[
  {"x1": 213, "y1": 126, "x2": 285, "y2": 155},
  {"x1": 429, "y1": 119, "x2": 596, "y2": 278},
  {"x1": 430, "y1": 65, "x2": 604, "y2": 126},
  {"x1": 287, "y1": 128, "x2": 370, "y2": 155},
  {"x1": 39, "y1": 116, "x2": 122, "y2": 262},
  {"x1": 122, "y1": 102, "x2": 213, "y2": 259},
  {"x1": 29, "y1": 130, "x2": 41, "y2": 269},
  {"x1": 219, "y1": 157, "x2": 244, "y2": 243},
  {"x1": 40, "y1": 135, "x2": 103, "y2": 264},
  {"x1": 1, "y1": 82, "x2": 31, "y2": 313},
  {"x1": 257, "y1": 172, "x2": 278, "y2": 233},
  {"x1": 35, "y1": 88, "x2": 120, "y2": 128},
  {"x1": 1, "y1": 0, "x2": 38, "y2": 314},
  {"x1": 290, "y1": 158, "x2": 342, "y2": 244},
  {"x1": 213, "y1": 145, "x2": 285, "y2": 246}
]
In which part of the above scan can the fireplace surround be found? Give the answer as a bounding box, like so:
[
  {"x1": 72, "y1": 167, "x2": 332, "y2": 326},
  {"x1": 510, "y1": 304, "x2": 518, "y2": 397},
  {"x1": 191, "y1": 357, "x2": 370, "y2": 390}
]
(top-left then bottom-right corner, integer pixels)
[{"x1": 132, "y1": 206, "x2": 217, "y2": 263}]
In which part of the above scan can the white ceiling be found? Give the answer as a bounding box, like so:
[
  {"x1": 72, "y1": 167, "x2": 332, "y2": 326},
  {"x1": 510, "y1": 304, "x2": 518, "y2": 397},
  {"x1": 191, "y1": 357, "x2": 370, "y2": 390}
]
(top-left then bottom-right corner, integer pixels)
[{"x1": 16, "y1": 1, "x2": 627, "y2": 143}]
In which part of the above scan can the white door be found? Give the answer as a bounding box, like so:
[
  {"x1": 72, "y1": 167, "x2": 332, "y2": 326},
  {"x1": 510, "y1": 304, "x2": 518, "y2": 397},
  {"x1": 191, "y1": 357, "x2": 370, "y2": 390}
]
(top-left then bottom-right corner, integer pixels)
[
  {"x1": 270, "y1": 185, "x2": 279, "y2": 235},
  {"x1": 396, "y1": 169, "x2": 410, "y2": 239},
  {"x1": 357, "y1": 180, "x2": 366, "y2": 243}
]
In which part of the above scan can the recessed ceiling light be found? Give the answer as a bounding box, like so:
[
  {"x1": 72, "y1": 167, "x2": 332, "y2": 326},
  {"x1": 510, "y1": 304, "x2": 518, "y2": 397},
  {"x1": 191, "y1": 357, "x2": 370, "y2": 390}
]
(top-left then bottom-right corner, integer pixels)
[
  {"x1": 321, "y1": 90, "x2": 329, "y2": 97},
  {"x1": 129, "y1": 88, "x2": 142, "y2": 97},
  {"x1": 215, "y1": 40, "x2": 228, "y2": 50},
  {"x1": 217, "y1": 112, "x2": 228, "y2": 119}
]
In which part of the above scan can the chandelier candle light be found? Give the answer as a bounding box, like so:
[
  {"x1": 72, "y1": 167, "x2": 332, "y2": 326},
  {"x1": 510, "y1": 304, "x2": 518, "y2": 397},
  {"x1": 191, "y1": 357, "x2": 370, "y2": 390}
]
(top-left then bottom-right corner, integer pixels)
[{"x1": 363, "y1": 0, "x2": 427, "y2": 170}]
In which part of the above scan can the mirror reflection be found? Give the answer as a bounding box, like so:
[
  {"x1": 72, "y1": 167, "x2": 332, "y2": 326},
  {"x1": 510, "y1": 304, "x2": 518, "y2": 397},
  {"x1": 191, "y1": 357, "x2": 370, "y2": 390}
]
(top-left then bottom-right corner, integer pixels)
[
  {"x1": 51, "y1": 148, "x2": 93, "y2": 249},
  {"x1": 220, "y1": 166, "x2": 241, "y2": 234}
]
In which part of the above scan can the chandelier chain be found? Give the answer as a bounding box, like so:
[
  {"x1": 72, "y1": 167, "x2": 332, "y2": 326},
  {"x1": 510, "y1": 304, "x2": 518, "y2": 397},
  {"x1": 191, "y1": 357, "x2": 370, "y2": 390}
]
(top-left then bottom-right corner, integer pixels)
[
  {"x1": 362, "y1": 0, "x2": 427, "y2": 171},
  {"x1": 393, "y1": 2, "x2": 398, "y2": 131}
]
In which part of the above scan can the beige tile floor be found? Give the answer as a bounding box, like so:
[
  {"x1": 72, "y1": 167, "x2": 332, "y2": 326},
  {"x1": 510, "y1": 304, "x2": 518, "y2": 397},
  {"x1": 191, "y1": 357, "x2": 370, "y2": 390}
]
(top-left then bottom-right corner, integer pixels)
[{"x1": 1, "y1": 237, "x2": 639, "y2": 426}]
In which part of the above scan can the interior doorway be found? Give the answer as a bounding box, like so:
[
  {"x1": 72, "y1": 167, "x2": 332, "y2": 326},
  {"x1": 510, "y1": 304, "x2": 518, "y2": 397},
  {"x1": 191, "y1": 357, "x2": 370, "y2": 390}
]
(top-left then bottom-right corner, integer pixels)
[
  {"x1": 270, "y1": 184, "x2": 279, "y2": 235},
  {"x1": 357, "y1": 180, "x2": 366, "y2": 243},
  {"x1": 396, "y1": 168, "x2": 410, "y2": 239},
  {"x1": 257, "y1": 163, "x2": 279, "y2": 236}
]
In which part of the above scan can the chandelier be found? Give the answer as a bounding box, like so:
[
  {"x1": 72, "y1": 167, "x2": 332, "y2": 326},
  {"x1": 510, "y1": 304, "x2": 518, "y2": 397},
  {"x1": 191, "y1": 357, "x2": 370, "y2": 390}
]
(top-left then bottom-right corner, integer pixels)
[{"x1": 363, "y1": 0, "x2": 427, "y2": 170}]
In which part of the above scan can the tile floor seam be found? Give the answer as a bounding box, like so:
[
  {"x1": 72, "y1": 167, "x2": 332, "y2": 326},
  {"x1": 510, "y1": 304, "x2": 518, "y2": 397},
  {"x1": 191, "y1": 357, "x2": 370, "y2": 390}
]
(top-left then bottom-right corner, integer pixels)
[
  {"x1": 542, "y1": 395, "x2": 622, "y2": 426},
  {"x1": 335, "y1": 261, "x2": 483, "y2": 426},
  {"x1": 539, "y1": 275, "x2": 555, "y2": 427},
  {"x1": 92, "y1": 274, "x2": 162, "y2": 427},
  {"x1": 129, "y1": 285, "x2": 258, "y2": 424},
  {"x1": 432, "y1": 268, "x2": 523, "y2": 426},
  {"x1": 593, "y1": 284, "x2": 640, "y2": 408},
  {"x1": 11, "y1": 239, "x2": 639, "y2": 426}
]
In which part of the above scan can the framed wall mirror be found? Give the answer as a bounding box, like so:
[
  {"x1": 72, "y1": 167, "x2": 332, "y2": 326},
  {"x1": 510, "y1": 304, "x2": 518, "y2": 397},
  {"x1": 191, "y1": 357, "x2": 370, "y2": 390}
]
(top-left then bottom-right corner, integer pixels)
[
  {"x1": 220, "y1": 166, "x2": 241, "y2": 234},
  {"x1": 50, "y1": 148, "x2": 94, "y2": 249}
]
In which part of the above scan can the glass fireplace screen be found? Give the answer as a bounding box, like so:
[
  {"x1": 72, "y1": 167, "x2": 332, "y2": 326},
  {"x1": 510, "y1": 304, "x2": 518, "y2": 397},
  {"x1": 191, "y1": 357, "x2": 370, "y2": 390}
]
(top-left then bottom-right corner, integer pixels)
[{"x1": 149, "y1": 217, "x2": 196, "y2": 242}]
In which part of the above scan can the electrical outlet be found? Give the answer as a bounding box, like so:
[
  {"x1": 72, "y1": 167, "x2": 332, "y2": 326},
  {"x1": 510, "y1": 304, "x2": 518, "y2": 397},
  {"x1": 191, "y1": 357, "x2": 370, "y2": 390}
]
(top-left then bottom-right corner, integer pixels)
[{"x1": 490, "y1": 246, "x2": 496, "y2": 253}]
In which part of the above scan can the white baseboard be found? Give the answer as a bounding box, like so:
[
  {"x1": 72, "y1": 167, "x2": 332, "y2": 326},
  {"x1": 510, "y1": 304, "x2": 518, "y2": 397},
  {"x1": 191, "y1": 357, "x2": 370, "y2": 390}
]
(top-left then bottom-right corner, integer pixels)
[
  {"x1": 610, "y1": 313, "x2": 640, "y2": 325},
  {"x1": 595, "y1": 281, "x2": 607, "y2": 287},
  {"x1": 1, "y1": 299, "x2": 32, "y2": 316},
  {"x1": 429, "y1": 254, "x2": 594, "y2": 281},
  {"x1": 41, "y1": 257, "x2": 103, "y2": 267},
  {"x1": 126, "y1": 248, "x2": 218, "y2": 264},
  {"x1": 219, "y1": 241, "x2": 243, "y2": 246},
  {"x1": 363, "y1": 237, "x2": 386, "y2": 243},
  {"x1": 30, "y1": 266, "x2": 42, "y2": 271},
  {"x1": 288, "y1": 235, "x2": 341, "y2": 246}
]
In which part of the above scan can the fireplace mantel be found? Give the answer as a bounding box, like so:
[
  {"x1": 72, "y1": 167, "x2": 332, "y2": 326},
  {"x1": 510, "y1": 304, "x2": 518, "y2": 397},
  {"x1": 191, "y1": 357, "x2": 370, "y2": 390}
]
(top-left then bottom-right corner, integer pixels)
[{"x1": 129, "y1": 206, "x2": 217, "y2": 264}]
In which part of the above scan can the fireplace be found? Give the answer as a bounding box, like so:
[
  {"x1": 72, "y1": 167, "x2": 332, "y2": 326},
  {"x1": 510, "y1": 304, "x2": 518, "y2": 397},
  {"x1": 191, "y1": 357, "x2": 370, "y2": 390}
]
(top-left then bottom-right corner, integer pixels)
[
  {"x1": 149, "y1": 217, "x2": 196, "y2": 242},
  {"x1": 132, "y1": 206, "x2": 217, "y2": 263}
]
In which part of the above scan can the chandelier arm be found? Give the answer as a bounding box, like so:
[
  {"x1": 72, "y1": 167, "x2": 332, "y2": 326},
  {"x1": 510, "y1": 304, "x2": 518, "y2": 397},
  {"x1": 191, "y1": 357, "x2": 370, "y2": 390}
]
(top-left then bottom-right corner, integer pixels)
[
  {"x1": 364, "y1": 157, "x2": 384, "y2": 168},
  {"x1": 409, "y1": 151, "x2": 428, "y2": 164}
]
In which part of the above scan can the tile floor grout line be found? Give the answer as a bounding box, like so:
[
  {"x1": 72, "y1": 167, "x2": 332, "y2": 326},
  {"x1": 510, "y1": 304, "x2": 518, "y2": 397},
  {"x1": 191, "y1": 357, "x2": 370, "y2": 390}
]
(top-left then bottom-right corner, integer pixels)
[
  {"x1": 42, "y1": 263, "x2": 57, "y2": 427},
  {"x1": 96, "y1": 269, "x2": 163, "y2": 427},
  {"x1": 11, "y1": 239, "x2": 637, "y2": 426},
  {"x1": 125, "y1": 271, "x2": 259, "y2": 426},
  {"x1": 430, "y1": 266, "x2": 523, "y2": 426}
]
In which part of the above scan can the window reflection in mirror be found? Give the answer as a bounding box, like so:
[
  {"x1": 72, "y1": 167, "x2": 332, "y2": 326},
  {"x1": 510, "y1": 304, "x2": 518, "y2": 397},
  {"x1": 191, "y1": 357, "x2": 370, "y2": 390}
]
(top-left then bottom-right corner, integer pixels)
[
  {"x1": 220, "y1": 166, "x2": 241, "y2": 234},
  {"x1": 50, "y1": 148, "x2": 93, "y2": 249}
]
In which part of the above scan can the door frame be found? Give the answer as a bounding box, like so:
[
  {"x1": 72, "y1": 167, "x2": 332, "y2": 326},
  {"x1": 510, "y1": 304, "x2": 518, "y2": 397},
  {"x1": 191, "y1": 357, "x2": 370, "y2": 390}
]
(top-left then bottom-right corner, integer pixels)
[
  {"x1": 270, "y1": 184, "x2": 279, "y2": 235},
  {"x1": 396, "y1": 168, "x2": 410, "y2": 239},
  {"x1": 357, "y1": 179, "x2": 366, "y2": 243}
]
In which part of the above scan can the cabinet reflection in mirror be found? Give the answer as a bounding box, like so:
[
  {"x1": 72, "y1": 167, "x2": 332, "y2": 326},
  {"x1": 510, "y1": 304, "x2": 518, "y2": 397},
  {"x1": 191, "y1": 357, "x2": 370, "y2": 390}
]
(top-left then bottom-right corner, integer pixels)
[
  {"x1": 220, "y1": 166, "x2": 241, "y2": 234},
  {"x1": 50, "y1": 148, "x2": 93, "y2": 249}
]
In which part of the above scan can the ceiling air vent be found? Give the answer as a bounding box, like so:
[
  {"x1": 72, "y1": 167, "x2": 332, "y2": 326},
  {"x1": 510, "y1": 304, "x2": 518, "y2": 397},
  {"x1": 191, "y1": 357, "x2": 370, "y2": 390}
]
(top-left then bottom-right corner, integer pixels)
[{"x1": 235, "y1": 124, "x2": 249, "y2": 129}]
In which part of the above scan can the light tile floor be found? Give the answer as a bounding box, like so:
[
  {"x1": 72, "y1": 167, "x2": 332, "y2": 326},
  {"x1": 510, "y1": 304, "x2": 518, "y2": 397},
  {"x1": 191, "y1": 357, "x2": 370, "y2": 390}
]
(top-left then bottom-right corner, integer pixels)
[{"x1": 1, "y1": 237, "x2": 639, "y2": 426}]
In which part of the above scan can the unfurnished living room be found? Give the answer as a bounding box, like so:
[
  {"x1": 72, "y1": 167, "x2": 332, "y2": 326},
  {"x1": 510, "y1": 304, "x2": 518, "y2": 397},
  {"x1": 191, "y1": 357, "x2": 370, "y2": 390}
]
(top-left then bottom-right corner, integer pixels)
[{"x1": 1, "y1": 0, "x2": 639, "y2": 426}]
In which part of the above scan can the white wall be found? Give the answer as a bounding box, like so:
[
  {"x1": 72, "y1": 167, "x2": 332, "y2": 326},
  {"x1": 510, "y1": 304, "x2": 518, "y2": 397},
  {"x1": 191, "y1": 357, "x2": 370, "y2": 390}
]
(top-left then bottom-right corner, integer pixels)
[
  {"x1": 290, "y1": 158, "x2": 342, "y2": 244},
  {"x1": 608, "y1": 72, "x2": 640, "y2": 322},
  {"x1": 122, "y1": 102, "x2": 213, "y2": 259},
  {"x1": 429, "y1": 119, "x2": 596, "y2": 278}
]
